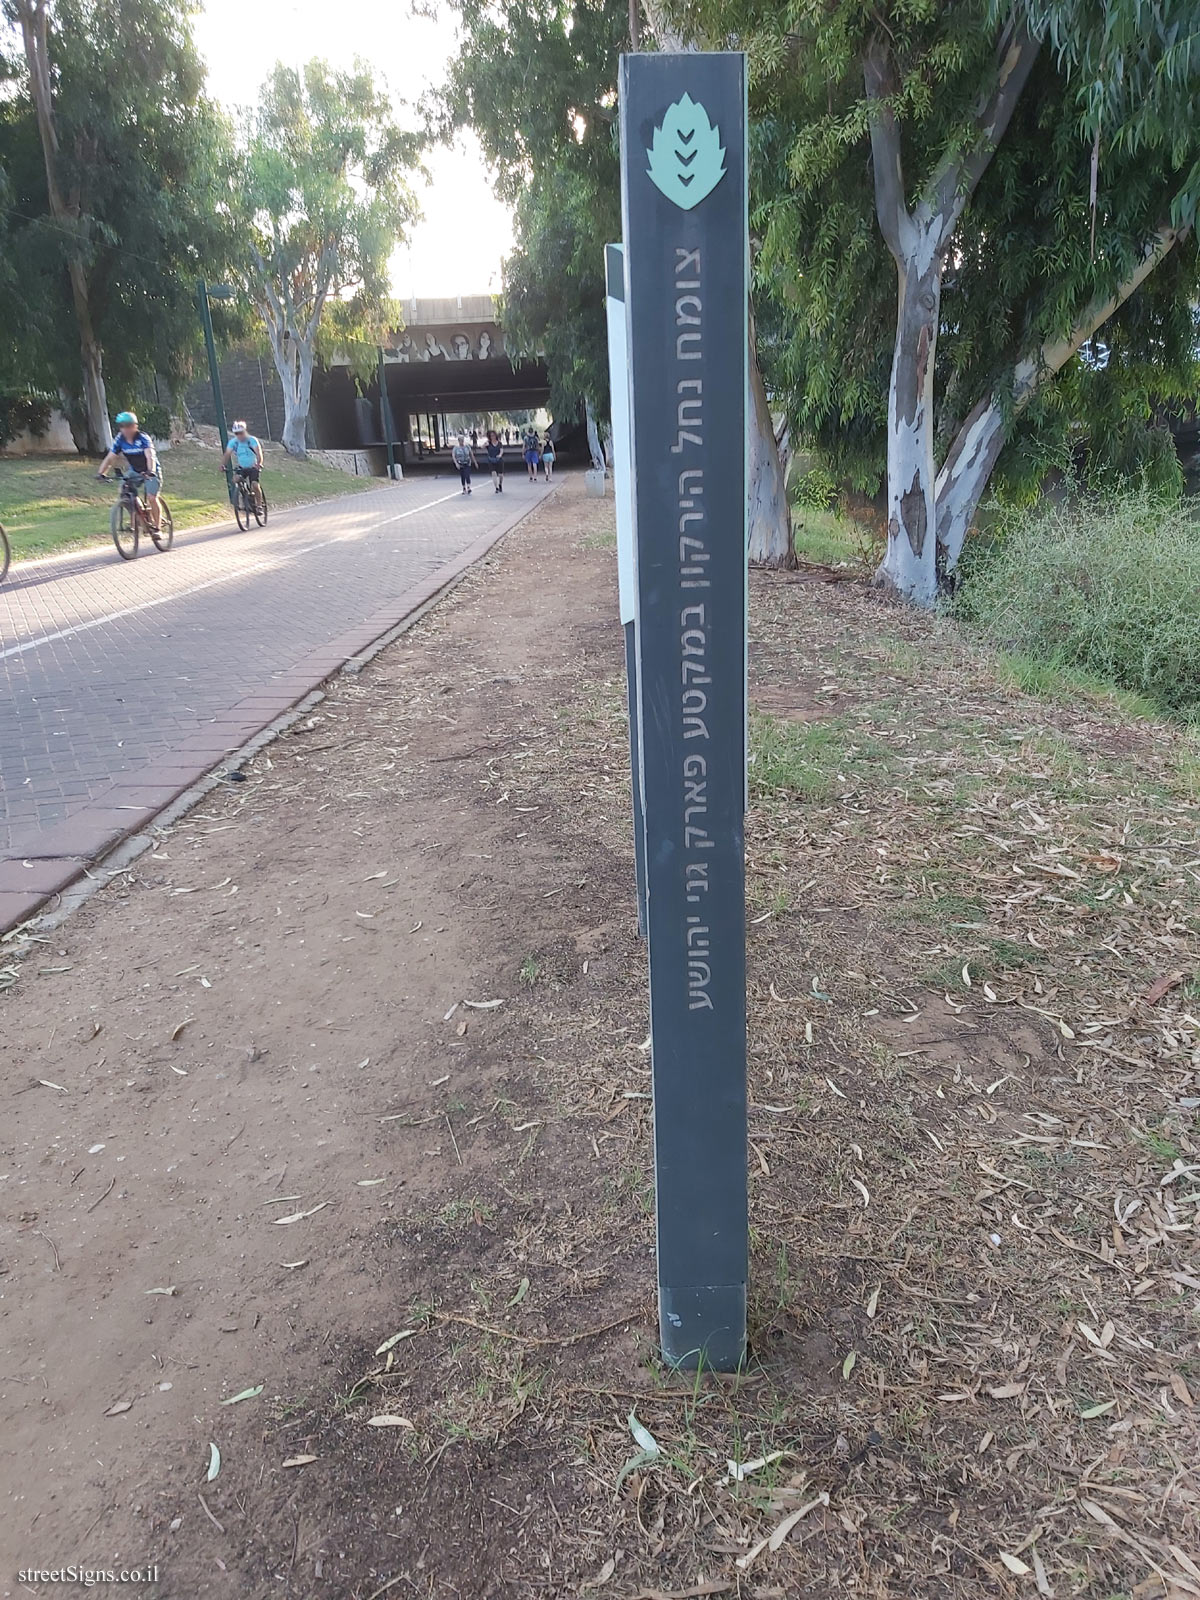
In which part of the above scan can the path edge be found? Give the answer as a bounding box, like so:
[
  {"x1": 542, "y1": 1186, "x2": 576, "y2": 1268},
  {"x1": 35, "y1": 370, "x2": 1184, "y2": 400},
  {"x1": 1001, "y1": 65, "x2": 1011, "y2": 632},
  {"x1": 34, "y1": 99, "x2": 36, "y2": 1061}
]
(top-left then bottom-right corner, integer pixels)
[{"x1": 0, "y1": 488, "x2": 555, "y2": 941}]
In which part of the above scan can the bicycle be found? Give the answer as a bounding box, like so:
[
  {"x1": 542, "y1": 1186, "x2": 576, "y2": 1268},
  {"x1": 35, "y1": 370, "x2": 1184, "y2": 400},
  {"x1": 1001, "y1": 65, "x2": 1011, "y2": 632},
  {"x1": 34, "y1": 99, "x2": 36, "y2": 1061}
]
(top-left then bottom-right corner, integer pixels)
[
  {"x1": 102, "y1": 472, "x2": 174, "y2": 561},
  {"x1": 0, "y1": 524, "x2": 9, "y2": 585},
  {"x1": 233, "y1": 469, "x2": 268, "y2": 531}
]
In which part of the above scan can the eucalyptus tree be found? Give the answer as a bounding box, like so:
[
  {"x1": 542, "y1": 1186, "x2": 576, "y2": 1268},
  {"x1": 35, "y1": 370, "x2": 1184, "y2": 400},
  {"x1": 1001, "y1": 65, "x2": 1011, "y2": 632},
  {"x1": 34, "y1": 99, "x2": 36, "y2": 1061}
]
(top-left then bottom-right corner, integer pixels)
[
  {"x1": 674, "y1": 0, "x2": 1200, "y2": 601},
  {"x1": 3, "y1": 0, "x2": 229, "y2": 450},
  {"x1": 231, "y1": 61, "x2": 422, "y2": 456},
  {"x1": 437, "y1": 0, "x2": 794, "y2": 563}
]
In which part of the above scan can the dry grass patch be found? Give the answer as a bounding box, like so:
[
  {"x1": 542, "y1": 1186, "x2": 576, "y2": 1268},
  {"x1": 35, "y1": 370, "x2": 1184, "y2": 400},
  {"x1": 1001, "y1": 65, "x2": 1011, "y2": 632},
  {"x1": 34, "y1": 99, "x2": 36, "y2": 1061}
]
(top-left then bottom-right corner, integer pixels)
[{"x1": 93, "y1": 489, "x2": 1197, "y2": 1599}]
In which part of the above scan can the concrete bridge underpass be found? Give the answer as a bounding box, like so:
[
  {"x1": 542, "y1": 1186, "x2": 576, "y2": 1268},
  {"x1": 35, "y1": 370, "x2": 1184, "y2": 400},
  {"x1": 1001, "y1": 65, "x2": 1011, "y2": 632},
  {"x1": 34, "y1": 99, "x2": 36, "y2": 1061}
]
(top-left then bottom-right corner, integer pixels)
[{"x1": 312, "y1": 296, "x2": 559, "y2": 470}]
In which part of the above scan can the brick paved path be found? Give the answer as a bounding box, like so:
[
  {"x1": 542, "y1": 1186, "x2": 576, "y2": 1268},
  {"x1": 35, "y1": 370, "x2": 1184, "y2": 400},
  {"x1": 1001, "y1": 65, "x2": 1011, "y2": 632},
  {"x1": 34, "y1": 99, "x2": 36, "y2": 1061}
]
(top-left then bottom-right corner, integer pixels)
[{"x1": 0, "y1": 476, "x2": 550, "y2": 928}]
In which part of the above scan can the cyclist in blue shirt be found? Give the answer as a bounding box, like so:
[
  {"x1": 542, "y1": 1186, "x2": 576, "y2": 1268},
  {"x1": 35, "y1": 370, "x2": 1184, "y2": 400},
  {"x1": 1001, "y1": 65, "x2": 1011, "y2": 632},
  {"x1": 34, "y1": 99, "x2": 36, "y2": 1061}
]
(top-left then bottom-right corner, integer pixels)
[
  {"x1": 96, "y1": 411, "x2": 163, "y2": 530},
  {"x1": 221, "y1": 421, "x2": 265, "y2": 509}
]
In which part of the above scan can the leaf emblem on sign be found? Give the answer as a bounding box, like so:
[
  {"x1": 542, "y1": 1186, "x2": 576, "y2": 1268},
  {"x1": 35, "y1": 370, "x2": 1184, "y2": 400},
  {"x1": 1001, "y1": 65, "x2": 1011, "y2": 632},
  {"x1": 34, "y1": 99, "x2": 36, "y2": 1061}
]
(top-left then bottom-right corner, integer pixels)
[{"x1": 646, "y1": 94, "x2": 726, "y2": 211}]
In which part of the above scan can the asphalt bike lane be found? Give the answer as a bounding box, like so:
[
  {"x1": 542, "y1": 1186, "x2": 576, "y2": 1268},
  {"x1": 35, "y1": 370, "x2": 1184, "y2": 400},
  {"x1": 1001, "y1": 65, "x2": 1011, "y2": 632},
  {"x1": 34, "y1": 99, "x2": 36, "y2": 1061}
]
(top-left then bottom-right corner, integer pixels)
[{"x1": 0, "y1": 477, "x2": 552, "y2": 924}]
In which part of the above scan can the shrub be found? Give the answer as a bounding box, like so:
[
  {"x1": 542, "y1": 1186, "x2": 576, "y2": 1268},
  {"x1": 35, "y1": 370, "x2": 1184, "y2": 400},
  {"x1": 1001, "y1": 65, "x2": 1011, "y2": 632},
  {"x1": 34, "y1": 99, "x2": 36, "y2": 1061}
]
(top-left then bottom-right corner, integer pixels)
[
  {"x1": 793, "y1": 464, "x2": 839, "y2": 512},
  {"x1": 139, "y1": 402, "x2": 172, "y2": 440},
  {"x1": 955, "y1": 490, "x2": 1200, "y2": 719},
  {"x1": 0, "y1": 391, "x2": 53, "y2": 448}
]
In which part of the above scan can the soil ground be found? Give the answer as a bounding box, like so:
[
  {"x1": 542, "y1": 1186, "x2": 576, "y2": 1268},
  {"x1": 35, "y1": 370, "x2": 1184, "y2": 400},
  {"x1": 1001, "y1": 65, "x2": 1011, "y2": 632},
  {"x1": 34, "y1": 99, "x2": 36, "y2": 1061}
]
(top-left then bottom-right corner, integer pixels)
[{"x1": 1, "y1": 477, "x2": 1198, "y2": 1599}]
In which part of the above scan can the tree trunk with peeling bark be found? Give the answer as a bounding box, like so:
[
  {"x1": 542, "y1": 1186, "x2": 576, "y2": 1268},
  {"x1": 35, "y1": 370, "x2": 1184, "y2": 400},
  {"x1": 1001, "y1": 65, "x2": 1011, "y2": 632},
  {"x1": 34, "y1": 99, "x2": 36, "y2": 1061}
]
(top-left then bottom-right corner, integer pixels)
[
  {"x1": 747, "y1": 334, "x2": 794, "y2": 566},
  {"x1": 260, "y1": 319, "x2": 313, "y2": 456},
  {"x1": 250, "y1": 246, "x2": 329, "y2": 457},
  {"x1": 16, "y1": 0, "x2": 110, "y2": 454},
  {"x1": 864, "y1": 22, "x2": 1039, "y2": 604},
  {"x1": 880, "y1": 249, "x2": 942, "y2": 604},
  {"x1": 934, "y1": 224, "x2": 1185, "y2": 575},
  {"x1": 862, "y1": 20, "x2": 1189, "y2": 605}
]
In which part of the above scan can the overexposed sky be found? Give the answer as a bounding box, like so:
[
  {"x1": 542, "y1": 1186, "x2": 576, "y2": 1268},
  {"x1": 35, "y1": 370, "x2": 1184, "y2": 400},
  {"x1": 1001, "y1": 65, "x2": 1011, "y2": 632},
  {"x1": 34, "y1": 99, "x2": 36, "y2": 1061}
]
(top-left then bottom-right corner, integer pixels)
[{"x1": 193, "y1": 0, "x2": 513, "y2": 298}]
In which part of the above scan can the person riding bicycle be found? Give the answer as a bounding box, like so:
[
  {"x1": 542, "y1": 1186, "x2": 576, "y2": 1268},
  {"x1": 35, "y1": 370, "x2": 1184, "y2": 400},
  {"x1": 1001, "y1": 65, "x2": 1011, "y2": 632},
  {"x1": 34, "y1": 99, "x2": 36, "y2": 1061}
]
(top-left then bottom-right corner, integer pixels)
[
  {"x1": 221, "y1": 421, "x2": 264, "y2": 505},
  {"x1": 96, "y1": 412, "x2": 163, "y2": 531}
]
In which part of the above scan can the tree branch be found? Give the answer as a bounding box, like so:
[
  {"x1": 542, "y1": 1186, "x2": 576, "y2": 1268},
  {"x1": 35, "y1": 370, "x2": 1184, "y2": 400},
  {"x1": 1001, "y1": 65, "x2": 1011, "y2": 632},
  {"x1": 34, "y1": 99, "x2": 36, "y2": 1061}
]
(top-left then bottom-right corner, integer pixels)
[
  {"x1": 924, "y1": 20, "x2": 1040, "y2": 247},
  {"x1": 934, "y1": 220, "x2": 1187, "y2": 566},
  {"x1": 863, "y1": 36, "x2": 911, "y2": 262},
  {"x1": 1010, "y1": 223, "x2": 1184, "y2": 404}
]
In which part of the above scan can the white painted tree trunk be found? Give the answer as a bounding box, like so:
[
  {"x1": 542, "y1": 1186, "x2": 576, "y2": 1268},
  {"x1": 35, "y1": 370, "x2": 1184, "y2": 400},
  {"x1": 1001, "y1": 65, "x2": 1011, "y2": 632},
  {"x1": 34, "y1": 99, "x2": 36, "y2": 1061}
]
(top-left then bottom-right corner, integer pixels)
[
  {"x1": 864, "y1": 22, "x2": 1041, "y2": 605},
  {"x1": 934, "y1": 224, "x2": 1183, "y2": 574},
  {"x1": 585, "y1": 398, "x2": 605, "y2": 468},
  {"x1": 746, "y1": 335, "x2": 793, "y2": 566},
  {"x1": 935, "y1": 397, "x2": 1005, "y2": 573},
  {"x1": 876, "y1": 243, "x2": 941, "y2": 605},
  {"x1": 263, "y1": 324, "x2": 312, "y2": 457}
]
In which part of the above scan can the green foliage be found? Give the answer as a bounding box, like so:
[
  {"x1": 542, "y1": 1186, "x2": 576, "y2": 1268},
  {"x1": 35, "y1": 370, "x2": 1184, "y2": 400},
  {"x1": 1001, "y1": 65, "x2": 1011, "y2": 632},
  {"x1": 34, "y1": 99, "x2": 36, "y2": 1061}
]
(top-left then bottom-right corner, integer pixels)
[
  {"x1": 503, "y1": 160, "x2": 617, "y2": 419},
  {"x1": 789, "y1": 506, "x2": 870, "y2": 569},
  {"x1": 1083, "y1": 420, "x2": 1183, "y2": 500},
  {"x1": 956, "y1": 491, "x2": 1200, "y2": 717},
  {"x1": 435, "y1": 0, "x2": 629, "y2": 420},
  {"x1": 0, "y1": 0, "x2": 232, "y2": 410},
  {"x1": 667, "y1": 0, "x2": 1200, "y2": 504},
  {"x1": 0, "y1": 390, "x2": 53, "y2": 447},
  {"x1": 229, "y1": 58, "x2": 421, "y2": 442},
  {"x1": 138, "y1": 402, "x2": 172, "y2": 441},
  {"x1": 792, "y1": 465, "x2": 839, "y2": 512}
]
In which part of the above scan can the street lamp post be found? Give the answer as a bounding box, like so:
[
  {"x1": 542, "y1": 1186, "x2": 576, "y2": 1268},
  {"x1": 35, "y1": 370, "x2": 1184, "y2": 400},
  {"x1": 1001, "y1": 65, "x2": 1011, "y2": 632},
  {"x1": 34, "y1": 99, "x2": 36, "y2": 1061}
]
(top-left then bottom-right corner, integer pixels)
[
  {"x1": 377, "y1": 346, "x2": 397, "y2": 480},
  {"x1": 196, "y1": 278, "x2": 236, "y2": 505}
]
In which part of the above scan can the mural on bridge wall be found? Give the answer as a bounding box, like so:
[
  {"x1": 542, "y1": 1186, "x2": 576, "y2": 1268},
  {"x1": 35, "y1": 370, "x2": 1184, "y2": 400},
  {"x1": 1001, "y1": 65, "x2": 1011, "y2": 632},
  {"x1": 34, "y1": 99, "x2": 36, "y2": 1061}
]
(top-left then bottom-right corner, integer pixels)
[{"x1": 389, "y1": 325, "x2": 505, "y2": 363}]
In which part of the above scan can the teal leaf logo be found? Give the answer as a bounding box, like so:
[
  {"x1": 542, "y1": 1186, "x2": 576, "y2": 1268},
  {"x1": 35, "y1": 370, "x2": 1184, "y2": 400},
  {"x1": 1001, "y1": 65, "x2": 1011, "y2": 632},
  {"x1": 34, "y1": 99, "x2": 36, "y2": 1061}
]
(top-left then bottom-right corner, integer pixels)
[{"x1": 646, "y1": 94, "x2": 726, "y2": 211}]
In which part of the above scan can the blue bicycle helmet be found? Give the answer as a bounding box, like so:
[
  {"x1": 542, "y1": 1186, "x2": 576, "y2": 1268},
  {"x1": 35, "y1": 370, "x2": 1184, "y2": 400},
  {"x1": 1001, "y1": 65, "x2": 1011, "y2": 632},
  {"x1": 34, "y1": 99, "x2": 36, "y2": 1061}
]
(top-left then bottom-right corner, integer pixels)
[{"x1": 115, "y1": 411, "x2": 137, "y2": 426}]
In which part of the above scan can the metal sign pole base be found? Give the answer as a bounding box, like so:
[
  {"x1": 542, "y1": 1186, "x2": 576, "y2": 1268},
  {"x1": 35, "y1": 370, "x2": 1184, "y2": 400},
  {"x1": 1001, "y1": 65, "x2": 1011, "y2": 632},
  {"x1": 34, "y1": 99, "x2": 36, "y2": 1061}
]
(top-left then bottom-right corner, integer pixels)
[{"x1": 660, "y1": 1284, "x2": 747, "y2": 1371}]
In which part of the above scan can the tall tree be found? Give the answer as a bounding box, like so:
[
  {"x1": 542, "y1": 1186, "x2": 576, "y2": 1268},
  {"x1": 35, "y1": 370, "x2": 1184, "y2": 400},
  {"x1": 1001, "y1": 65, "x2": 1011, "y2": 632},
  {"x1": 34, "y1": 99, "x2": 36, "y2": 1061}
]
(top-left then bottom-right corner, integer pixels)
[
  {"x1": 436, "y1": 0, "x2": 794, "y2": 564},
  {"x1": 2, "y1": 0, "x2": 228, "y2": 450},
  {"x1": 678, "y1": 0, "x2": 1200, "y2": 603},
  {"x1": 9, "y1": 0, "x2": 106, "y2": 448},
  {"x1": 230, "y1": 61, "x2": 421, "y2": 457},
  {"x1": 503, "y1": 158, "x2": 617, "y2": 461}
]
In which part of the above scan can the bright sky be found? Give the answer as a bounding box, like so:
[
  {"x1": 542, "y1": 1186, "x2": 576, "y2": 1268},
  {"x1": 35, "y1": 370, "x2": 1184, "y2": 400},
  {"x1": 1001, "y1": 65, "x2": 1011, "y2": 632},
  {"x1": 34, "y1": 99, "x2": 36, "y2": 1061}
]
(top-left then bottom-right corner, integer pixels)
[{"x1": 193, "y1": 0, "x2": 514, "y2": 299}]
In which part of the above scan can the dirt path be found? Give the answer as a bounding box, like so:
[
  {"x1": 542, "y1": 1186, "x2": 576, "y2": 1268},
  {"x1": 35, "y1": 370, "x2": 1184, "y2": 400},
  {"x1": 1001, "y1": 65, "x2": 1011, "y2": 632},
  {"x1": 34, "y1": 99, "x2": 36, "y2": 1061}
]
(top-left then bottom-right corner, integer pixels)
[
  {"x1": 2, "y1": 477, "x2": 1197, "y2": 1600},
  {"x1": 0, "y1": 477, "x2": 625, "y2": 1594}
]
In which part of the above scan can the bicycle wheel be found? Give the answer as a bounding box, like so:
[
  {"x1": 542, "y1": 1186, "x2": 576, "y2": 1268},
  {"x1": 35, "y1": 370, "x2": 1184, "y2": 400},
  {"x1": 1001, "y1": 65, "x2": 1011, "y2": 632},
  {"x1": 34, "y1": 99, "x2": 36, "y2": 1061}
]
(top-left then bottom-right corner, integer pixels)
[
  {"x1": 233, "y1": 485, "x2": 250, "y2": 532},
  {"x1": 252, "y1": 484, "x2": 267, "y2": 527},
  {"x1": 150, "y1": 497, "x2": 174, "y2": 552},
  {"x1": 0, "y1": 525, "x2": 10, "y2": 585},
  {"x1": 111, "y1": 498, "x2": 138, "y2": 560}
]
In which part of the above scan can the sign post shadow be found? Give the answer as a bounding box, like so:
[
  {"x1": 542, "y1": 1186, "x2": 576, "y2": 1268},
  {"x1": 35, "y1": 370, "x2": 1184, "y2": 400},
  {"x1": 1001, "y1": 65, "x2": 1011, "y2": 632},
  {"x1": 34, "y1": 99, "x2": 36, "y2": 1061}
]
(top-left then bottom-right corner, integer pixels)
[{"x1": 618, "y1": 51, "x2": 749, "y2": 1371}]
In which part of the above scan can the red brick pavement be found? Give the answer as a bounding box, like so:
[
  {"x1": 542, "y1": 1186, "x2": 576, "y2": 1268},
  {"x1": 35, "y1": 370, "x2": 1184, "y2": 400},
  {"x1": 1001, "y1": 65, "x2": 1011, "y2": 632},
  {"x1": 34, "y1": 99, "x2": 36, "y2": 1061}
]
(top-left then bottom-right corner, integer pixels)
[{"x1": 0, "y1": 476, "x2": 553, "y2": 931}]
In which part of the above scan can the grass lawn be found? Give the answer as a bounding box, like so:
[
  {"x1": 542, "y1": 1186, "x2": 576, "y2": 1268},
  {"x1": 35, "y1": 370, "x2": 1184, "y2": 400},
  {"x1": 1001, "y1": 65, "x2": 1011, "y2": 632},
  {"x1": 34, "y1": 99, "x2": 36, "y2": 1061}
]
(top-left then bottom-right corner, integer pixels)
[
  {"x1": 0, "y1": 440, "x2": 379, "y2": 561},
  {"x1": 789, "y1": 499, "x2": 884, "y2": 572}
]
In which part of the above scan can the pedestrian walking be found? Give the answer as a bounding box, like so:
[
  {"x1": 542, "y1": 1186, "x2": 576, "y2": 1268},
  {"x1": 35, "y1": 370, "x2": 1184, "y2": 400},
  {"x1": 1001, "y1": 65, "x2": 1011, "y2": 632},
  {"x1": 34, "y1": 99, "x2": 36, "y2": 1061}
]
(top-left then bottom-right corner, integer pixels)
[
  {"x1": 523, "y1": 425, "x2": 541, "y2": 482},
  {"x1": 484, "y1": 429, "x2": 504, "y2": 493},
  {"x1": 541, "y1": 432, "x2": 556, "y2": 483},
  {"x1": 452, "y1": 432, "x2": 477, "y2": 494}
]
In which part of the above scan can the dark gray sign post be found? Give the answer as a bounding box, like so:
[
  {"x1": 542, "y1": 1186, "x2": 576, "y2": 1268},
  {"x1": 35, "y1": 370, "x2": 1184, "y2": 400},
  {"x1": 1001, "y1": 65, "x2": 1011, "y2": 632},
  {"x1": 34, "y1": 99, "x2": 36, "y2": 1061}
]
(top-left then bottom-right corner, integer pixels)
[{"x1": 619, "y1": 51, "x2": 748, "y2": 1370}]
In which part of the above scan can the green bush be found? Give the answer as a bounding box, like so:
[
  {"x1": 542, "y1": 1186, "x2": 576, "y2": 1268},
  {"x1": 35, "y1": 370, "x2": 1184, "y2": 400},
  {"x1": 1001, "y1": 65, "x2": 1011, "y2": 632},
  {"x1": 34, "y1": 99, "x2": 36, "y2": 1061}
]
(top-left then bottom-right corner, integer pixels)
[
  {"x1": 1084, "y1": 420, "x2": 1183, "y2": 501},
  {"x1": 0, "y1": 391, "x2": 53, "y2": 448},
  {"x1": 956, "y1": 491, "x2": 1200, "y2": 718},
  {"x1": 793, "y1": 464, "x2": 839, "y2": 512},
  {"x1": 139, "y1": 401, "x2": 172, "y2": 440}
]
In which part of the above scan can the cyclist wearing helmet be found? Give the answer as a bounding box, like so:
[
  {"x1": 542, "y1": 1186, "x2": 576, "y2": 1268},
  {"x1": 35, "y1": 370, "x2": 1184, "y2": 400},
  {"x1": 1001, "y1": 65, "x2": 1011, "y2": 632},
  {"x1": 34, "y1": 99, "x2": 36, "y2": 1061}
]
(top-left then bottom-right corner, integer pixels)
[
  {"x1": 97, "y1": 412, "x2": 163, "y2": 531},
  {"x1": 221, "y1": 421, "x2": 265, "y2": 507}
]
